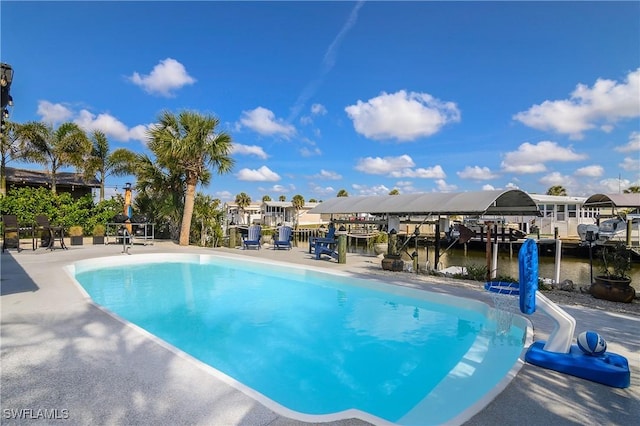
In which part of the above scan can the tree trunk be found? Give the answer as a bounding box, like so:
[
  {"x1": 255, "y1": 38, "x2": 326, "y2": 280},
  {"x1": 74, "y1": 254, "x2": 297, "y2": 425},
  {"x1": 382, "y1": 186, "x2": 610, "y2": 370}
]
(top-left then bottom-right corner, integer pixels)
[
  {"x1": 179, "y1": 181, "x2": 197, "y2": 246},
  {"x1": 0, "y1": 157, "x2": 6, "y2": 197}
]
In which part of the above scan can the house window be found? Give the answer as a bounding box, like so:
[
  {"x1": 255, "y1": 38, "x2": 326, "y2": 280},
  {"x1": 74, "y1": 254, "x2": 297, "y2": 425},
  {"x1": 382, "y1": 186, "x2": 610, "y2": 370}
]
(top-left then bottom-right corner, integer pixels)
[
  {"x1": 545, "y1": 204, "x2": 555, "y2": 218},
  {"x1": 568, "y1": 204, "x2": 577, "y2": 218},
  {"x1": 557, "y1": 205, "x2": 565, "y2": 221}
]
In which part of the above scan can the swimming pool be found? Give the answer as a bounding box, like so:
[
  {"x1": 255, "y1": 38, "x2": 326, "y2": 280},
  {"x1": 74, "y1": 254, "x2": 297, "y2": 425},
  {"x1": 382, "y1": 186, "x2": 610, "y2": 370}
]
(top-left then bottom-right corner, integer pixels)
[{"x1": 69, "y1": 253, "x2": 529, "y2": 425}]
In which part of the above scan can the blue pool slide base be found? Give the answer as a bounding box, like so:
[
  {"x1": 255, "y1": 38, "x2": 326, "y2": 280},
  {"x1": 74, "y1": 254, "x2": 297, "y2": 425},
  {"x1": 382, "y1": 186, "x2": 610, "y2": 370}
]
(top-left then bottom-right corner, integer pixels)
[
  {"x1": 525, "y1": 341, "x2": 630, "y2": 388},
  {"x1": 513, "y1": 239, "x2": 631, "y2": 388}
]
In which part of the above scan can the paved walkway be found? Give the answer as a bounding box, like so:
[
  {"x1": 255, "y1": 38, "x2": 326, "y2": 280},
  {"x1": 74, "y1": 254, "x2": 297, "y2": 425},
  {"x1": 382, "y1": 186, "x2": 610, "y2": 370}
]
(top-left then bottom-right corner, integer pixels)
[{"x1": 1, "y1": 241, "x2": 638, "y2": 425}]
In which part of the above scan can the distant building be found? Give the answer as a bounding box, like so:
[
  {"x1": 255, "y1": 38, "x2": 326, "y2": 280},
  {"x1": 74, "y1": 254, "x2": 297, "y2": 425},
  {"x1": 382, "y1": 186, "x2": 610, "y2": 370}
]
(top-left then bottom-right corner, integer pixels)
[
  {"x1": 523, "y1": 194, "x2": 597, "y2": 237},
  {"x1": 4, "y1": 167, "x2": 100, "y2": 199},
  {"x1": 223, "y1": 200, "x2": 323, "y2": 227}
]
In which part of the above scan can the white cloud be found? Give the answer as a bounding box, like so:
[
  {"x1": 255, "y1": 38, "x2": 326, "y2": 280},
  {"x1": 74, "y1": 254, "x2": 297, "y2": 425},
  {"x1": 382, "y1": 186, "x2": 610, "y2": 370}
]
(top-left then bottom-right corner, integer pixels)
[
  {"x1": 482, "y1": 184, "x2": 496, "y2": 191},
  {"x1": 457, "y1": 166, "x2": 500, "y2": 180},
  {"x1": 615, "y1": 131, "x2": 640, "y2": 153},
  {"x1": 539, "y1": 172, "x2": 574, "y2": 187},
  {"x1": 313, "y1": 169, "x2": 342, "y2": 180},
  {"x1": 389, "y1": 165, "x2": 446, "y2": 179},
  {"x1": 231, "y1": 143, "x2": 268, "y2": 159},
  {"x1": 309, "y1": 183, "x2": 336, "y2": 197},
  {"x1": 514, "y1": 68, "x2": 640, "y2": 138},
  {"x1": 267, "y1": 184, "x2": 294, "y2": 194},
  {"x1": 352, "y1": 183, "x2": 390, "y2": 196},
  {"x1": 75, "y1": 110, "x2": 134, "y2": 142},
  {"x1": 395, "y1": 181, "x2": 416, "y2": 193},
  {"x1": 37, "y1": 100, "x2": 73, "y2": 124},
  {"x1": 236, "y1": 166, "x2": 280, "y2": 182},
  {"x1": 299, "y1": 139, "x2": 322, "y2": 157},
  {"x1": 311, "y1": 103, "x2": 327, "y2": 115},
  {"x1": 37, "y1": 101, "x2": 148, "y2": 143},
  {"x1": 300, "y1": 146, "x2": 322, "y2": 157},
  {"x1": 501, "y1": 141, "x2": 587, "y2": 174},
  {"x1": 574, "y1": 165, "x2": 604, "y2": 177},
  {"x1": 129, "y1": 58, "x2": 196, "y2": 97},
  {"x1": 345, "y1": 90, "x2": 461, "y2": 141},
  {"x1": 238, "y1": 107, "x2": 296, "y2": 138},
  {"x1": 214, "y1": 190, "x2": 233, "y2": 202},
  {"x1": 354, "y1": 155, "x2": 445, "y2": 179},
  {"x1": 355, "y1": 155, "x2": 415, "y2": 174},
  {"x1": 435, "y1": 179, "x2": 457, "y2": 192},
  {"x1": 599, "y1": 177, "x2": 632, "y2": 193},
  {"x1": 299, "y1": 116, "x2": 313, "y2": 126},
  {"x1": 620, "y1": 157, "x2": 640, "y2": 172}
]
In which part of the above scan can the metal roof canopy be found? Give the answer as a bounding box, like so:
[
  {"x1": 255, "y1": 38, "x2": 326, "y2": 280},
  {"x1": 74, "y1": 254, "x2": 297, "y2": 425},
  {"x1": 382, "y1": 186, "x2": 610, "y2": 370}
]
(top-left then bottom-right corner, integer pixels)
[
  {"x1": 582, "y1": 193, "x2": 640, "y2": 209},
  {"x1": 308, "y1": 189, "x2": 540, "y2": 216}
]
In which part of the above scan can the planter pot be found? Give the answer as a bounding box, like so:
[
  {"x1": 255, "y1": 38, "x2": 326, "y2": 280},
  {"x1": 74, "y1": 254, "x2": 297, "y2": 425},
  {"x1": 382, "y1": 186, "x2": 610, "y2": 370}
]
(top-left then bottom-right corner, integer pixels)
[
  {"x1": 70, "y1": 236, "x2": 83, "y2": 246},
  {"x1": 381, "y1": 254, "x2": 404, "y2": 271},
  {"x1": 373, "y1": 243, "x2": 388, "y2": 255},
  {"x1": 92, "y1": 236, "x2": 105, "y2": 245},
  {"x1": 589, "y1": 276, "x2": 635, "y2": 303}
]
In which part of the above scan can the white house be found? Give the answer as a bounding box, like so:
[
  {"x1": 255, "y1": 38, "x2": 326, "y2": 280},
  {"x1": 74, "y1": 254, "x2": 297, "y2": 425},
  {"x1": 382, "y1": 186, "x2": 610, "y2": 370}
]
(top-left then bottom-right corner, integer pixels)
[{"x1": 523, "y1": 194, "x2": 599, "y2": 237}]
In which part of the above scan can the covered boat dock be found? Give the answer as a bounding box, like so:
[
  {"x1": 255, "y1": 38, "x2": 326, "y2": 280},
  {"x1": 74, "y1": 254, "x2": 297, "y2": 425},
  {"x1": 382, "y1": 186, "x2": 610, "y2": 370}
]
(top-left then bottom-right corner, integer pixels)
[
  {"x1": 582, "y1": 193, "x2": 640, "y2": 252},
  {"x1": 308, "y1": 189, "x2": 542, "y2": 276}
]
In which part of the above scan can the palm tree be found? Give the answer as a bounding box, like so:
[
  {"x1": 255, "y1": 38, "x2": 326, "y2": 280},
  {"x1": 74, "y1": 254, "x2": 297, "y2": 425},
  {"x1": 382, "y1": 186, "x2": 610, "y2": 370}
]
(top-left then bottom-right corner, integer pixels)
[
  {"x1": 278, "y1": 195, "x2": 286, "y2": 202},
  {"x1": 623, "y1": 186, "x2": 640, "y2": 193},
  {"x1": 133, "y1": 153, "x2": 186, "y2": 240},
  {"x1": 309, "y1": 198, "x2": 317, "y2": 203},
  {"x1": 337, "y1": 189, "x2": 349, "y2": 197},
  {"x1": 546, "y1": 185, "x2": 567, "y2": 196},
  {"x1": 235, "y1": 192, "x2": 251, "y2": 224},
  {"x1": 291, "y1": 194, "x2": 305, "y2": 229},
  {"x1": 389, "y1": 188, "x2": 400, "y2": 195},
  {"x1": 261, "y1": 194, "x2": 272, "y2": 202},
  {"x1": 147, "y1": 110, "x2": 234, "y2": 246},
  {"x1": 193, "y1": 193, "x2": 222, "y2": 247},
  {"x1": 84, "y1": 130, "x2": 137, "y2": 201},
  {"x1": 17, "y1": 121, "x2": 91, "y2": 194}
]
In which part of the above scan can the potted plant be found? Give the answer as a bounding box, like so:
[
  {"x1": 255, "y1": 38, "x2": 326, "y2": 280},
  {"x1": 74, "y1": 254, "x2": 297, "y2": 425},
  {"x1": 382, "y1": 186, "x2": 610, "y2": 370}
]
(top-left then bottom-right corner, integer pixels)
[
  {"x1": 370, "y1": 232, "x2": 389, "y2": 255},
  {"x1": 92, "y1": 224, "x2": 105, "y2": 245},
  {"x1": 590, "y1": 242, "x2": 635, "y2": 303},
  {"x1": 68, "y1": 225, "x2": 84, "y2": 246}
]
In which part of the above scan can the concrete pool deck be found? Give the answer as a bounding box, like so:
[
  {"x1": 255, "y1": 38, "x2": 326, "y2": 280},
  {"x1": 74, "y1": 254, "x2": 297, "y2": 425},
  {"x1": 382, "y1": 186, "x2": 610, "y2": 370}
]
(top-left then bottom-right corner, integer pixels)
[{"x1": 1, "y1": 241, "x2": 638, "y2": 425}]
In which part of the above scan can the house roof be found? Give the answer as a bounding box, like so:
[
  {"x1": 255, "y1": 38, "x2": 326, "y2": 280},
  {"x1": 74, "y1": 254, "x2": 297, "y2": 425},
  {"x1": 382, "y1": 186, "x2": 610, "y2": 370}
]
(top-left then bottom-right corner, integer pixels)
[
  {"x1": 5, "y1": 167, "x2": 100, "y2": 187},
  {"x1": 263, "y1": 201, "x2": 319, "y2": 209},
  {"x1": 308, "y1": 189, "x2": 540, "y2": 216},
  {"x1": 582, "y1": 193, "x2": 640, "y2": 209}
]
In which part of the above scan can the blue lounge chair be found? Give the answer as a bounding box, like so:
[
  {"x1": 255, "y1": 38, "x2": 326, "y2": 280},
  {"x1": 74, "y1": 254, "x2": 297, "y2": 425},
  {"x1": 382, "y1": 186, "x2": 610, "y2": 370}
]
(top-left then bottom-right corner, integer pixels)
[
  {"x1": 243, "y1": 225, "x2": 262, "y2": 250},
  {"x1": 315, "y1": 244, "x2": 338, "y2": 260},
  {"x1": 273, "y1": 226, "x2": 292, "y2": 250},
  {"x1": 309, "y1": 225, "x2": 337, "y2": 254}
]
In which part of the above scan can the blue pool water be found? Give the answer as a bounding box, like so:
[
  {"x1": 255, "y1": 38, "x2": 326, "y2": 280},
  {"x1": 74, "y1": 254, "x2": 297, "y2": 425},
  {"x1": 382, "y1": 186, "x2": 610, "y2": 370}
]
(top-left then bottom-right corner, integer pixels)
[{"x1": 72, "y1": 254, "x2": 526, "y2": 424}]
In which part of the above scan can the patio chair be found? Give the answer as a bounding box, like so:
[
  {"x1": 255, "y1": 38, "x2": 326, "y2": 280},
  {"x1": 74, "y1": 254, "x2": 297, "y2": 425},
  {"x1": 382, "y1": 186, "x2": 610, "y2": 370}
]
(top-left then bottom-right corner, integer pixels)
[
  {"x1": 309, "y1": 225, "x2": 337, "y2": 254},
  {"x1": 34, "y1": 215, "x2": 67, "y2": 250},
  {"x1": 273, "y1": 226, "x2": 292, "y2": 250},
  {"x1": 2, "y1": 215, "x2": 21, "y2": 253},
  {"x1": 243, "y1": 225, "x2": 262, "y2": 250}
]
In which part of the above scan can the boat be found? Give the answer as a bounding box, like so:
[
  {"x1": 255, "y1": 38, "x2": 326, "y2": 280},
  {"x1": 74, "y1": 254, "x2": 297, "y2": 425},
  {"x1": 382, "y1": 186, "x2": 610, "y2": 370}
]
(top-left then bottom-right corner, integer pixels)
[{"x1": 578, "y1": 216, "x2": 626, "y2": 246}]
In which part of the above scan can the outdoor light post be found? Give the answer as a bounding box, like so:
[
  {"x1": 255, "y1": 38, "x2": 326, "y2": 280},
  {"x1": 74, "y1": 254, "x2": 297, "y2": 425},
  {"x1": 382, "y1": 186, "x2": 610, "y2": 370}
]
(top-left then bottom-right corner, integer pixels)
[{"x1": 1, "y1": 62, "x2": 14, "y2": 135}]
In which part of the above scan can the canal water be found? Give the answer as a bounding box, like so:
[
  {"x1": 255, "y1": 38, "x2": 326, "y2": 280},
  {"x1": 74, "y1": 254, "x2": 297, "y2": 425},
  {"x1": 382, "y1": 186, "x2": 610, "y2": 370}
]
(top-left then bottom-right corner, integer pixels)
[{"x1": 348, "y1": 243, "x2": 640, "y2": 293}]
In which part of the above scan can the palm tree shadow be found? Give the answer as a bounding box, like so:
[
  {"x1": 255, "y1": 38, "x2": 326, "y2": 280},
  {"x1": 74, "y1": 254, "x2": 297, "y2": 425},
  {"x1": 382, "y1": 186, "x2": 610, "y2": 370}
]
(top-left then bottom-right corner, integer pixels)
[{"x1": 1, "y1": 254, "x2": 39, "y2": 295}]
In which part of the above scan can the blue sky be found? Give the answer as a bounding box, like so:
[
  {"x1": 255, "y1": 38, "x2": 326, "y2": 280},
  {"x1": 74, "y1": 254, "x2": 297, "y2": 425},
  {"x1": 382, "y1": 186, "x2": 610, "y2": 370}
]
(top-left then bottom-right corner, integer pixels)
[{"x1": 2, "y1": 1, "x2": 639, "y2": 203}]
